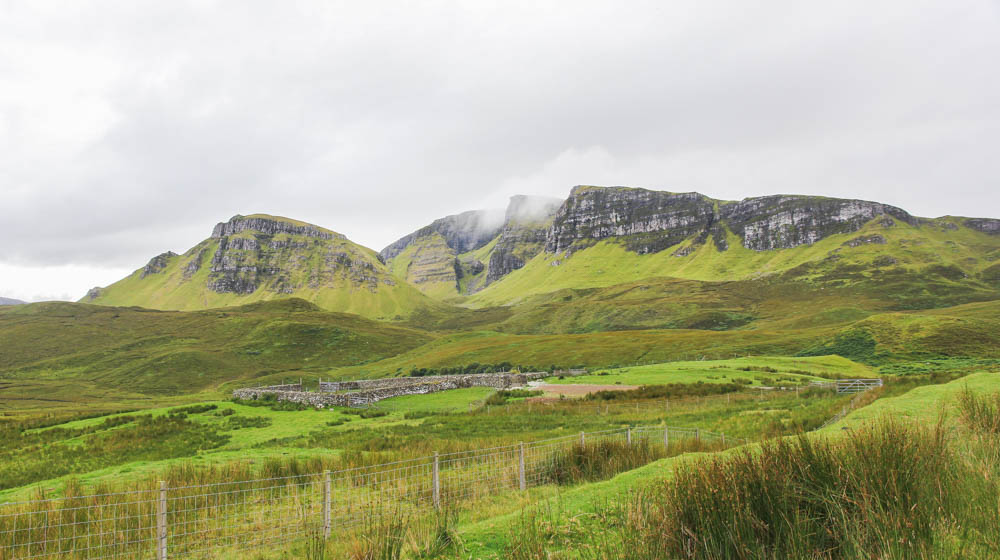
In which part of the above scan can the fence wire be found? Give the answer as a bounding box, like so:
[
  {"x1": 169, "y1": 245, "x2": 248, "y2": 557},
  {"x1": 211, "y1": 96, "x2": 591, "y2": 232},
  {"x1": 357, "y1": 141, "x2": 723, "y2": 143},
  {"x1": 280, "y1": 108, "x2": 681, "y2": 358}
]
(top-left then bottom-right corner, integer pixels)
[{"x1": 0, "y1": 424, "x2": 745, "y2": 560}]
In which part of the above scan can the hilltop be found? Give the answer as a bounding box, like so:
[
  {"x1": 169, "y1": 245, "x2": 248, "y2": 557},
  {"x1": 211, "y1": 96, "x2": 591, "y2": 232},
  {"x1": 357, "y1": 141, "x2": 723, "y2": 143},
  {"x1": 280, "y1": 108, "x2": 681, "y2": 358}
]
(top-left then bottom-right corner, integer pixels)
[
  {"x1": 0, "y1": 297, "x2": 25, "y2": 306},
  {"x1": 82, "y1": 214, "x2": 442, "y2": 320}
]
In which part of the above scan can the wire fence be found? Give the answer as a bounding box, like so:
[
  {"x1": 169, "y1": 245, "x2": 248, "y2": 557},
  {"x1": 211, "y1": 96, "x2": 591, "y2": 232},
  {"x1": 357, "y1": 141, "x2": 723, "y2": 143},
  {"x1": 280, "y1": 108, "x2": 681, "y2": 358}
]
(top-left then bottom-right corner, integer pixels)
[{"x1": 0, "y1": 424, "x2": 740, "y2": 560}]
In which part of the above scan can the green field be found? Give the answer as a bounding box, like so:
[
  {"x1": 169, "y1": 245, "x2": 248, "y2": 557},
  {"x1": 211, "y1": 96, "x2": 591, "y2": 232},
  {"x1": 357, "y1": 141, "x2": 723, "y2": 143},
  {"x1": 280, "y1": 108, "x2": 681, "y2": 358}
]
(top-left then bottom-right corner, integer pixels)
[{"x1": 544, "y1": 356, "x2": 869, "y2": 386}]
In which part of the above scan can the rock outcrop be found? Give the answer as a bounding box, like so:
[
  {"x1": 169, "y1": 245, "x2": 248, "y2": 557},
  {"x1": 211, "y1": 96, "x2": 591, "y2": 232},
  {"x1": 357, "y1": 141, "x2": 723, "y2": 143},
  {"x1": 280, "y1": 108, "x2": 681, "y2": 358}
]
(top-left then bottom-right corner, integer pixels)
[
  {"x1": 545, "y1": 187, "x2": 720, "y2": 255},
  {"x1": 719, "y1": 195, "x2": 915, "y2": 251},
  {"x1": 543, "y1": 186, "x2": 918, "y2": 257},
  {"x1": 381, "y1": 196, "x2": 563, "y2": 294},
  {"x1": 140, "y1": 251, "x2": 177, "y2": 279},
  {"x1": 212, "y1": 215, "x2": 341, "y2": 240},
  {"x1": 485, "y1": 195, "x2": 563, "y2": 285},
  {"x1": 966, "y1": 218, "x2": 1000, "y2": 235},
  {"x1": 379, "y1": 209, "x2": 505, "y2": 262},
  {"x1": 205, "y1": 215, "x2": 383, "y2": 296},
  {"x1": 83, "y1": 214, "x2": 426, "y2": 319}
]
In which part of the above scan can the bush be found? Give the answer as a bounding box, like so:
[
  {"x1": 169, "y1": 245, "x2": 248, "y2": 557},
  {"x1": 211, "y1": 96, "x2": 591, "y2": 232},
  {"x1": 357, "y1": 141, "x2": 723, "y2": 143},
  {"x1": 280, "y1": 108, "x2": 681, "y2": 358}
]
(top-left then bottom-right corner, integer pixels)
[
  {"x1": 223, "y1": 415, "x2": 272, "y2": 430},
  {"x1": 169, "y1": 404, "x2": 218, "y2": 415},
  {"x1": 342, "y1": 408, "x2": 389, "y2": 419}
]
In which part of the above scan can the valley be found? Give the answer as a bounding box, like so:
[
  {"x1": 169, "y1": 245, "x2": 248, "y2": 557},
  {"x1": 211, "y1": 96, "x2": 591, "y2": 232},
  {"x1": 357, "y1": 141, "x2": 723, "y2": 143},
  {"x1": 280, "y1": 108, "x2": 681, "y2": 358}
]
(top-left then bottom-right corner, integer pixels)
[{"x1": 2, "y1": 184, "x2": 1000, "y2": 559}]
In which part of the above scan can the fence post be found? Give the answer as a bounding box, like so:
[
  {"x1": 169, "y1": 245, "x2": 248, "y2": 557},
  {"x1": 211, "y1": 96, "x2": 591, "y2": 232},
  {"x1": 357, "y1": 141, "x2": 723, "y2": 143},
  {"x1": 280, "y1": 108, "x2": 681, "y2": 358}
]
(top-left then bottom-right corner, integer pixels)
[
  {"x1": 157, "y1": 481, "x2": 167, "y2": 560},
  {"x1": 695, "y1": 428, "x2": 701, "y2": 444},
  {"x1": 664, "y1": 426, "x2": 669, "y2": 450},
  {"x1": 721, "y1": 432, "x2": 726, "y2": 447},
  {"x1": 626, "y1": 426, "x2": 632, "y2": 445},
  {"x1": 518, "y1": 443, "x2": 526, "y2": 491},
  {"x1": 323, "y1": 470, "x2": 331, "y2": 539},
  {"x1": 433, "y1": 452, "x2": 441, "y2": 510},
  {"x1": 580, "y1": 431, "x2": 585, "y2": 446}
]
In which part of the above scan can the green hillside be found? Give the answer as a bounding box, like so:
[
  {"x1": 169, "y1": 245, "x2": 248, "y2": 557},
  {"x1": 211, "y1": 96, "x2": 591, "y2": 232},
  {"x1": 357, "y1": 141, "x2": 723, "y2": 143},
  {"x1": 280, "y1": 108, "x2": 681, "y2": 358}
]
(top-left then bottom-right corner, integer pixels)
[
  {"x1": 85, "y1": 214, "x2": 440, "y2": 320},
  {"x1": 469, "y1": 216, "x2": 1000, "y2": 307},
  {"x1": 0, "y1": 299, "x2": 432, "y2": 415}
]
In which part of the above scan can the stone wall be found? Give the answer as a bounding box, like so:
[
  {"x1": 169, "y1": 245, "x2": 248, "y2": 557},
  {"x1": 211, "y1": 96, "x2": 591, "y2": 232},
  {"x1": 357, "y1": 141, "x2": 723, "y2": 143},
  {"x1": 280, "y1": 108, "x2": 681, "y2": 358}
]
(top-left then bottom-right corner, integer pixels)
[
  {"x1": 318, "y1": 371, "x2": 552, "y2": 393},
  {"x1": 233, "y1": 370, "x2": 583, "y2": 409}
]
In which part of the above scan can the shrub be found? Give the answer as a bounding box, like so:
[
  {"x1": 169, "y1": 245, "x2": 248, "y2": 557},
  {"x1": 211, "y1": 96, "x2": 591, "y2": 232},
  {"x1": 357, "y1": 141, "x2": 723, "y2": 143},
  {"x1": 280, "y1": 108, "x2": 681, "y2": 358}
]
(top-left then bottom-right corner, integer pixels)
[{"x1": 222, "y1": 415, "x2": 272, "y2": 430}]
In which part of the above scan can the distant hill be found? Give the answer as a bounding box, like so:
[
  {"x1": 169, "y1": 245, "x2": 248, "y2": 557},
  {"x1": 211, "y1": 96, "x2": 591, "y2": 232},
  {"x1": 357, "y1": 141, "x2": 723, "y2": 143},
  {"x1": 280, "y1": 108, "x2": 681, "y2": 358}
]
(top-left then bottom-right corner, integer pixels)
[
  {"x1": 0, "y1": 297, "x2": 25, "y2": 306},
  {"x1": 82, "y1": 214, "x2": 442, "y2": 320},
  {"x1": 82, "y1": 187, "x2": 1000, "y2": 325},
  {"x1": 382, "y1": 186, "x2": 1000, "y2": 306}
]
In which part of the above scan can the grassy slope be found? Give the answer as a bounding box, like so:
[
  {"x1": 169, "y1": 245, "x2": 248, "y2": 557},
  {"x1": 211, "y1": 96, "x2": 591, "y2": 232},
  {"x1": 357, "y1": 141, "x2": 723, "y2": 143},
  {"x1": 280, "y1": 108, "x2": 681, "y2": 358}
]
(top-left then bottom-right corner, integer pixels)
[
  {"x1": 386, "y1": 233, "x2": 462, "y2": 300},
  {"x1": 330, "y1": 300, "x2": 1000, "y2": 379},
  {"x1": 544, "y1": 355, "x2": 871, "y2": 386},
  {"x1": 451, "y1": 369, "x2": 1000, "y2": 558},
  {"x1": 0, "y1": 299, "x2": 433, "y2": 414},
  {"x1": 825, "y1": 370, "x2": 1000, "y2": 431},
  {"x1": 468, "y1": 217, "x2": 999, "y2": 306},
  {"x1": 88, "y1": 215, "x2": 438, "y2": 321}
]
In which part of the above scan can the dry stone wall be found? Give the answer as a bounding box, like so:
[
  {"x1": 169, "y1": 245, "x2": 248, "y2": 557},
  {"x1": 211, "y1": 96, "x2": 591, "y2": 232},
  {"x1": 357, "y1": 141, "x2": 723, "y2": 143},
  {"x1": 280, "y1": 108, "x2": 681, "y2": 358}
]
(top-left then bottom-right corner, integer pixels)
[
  {"x1": 318, "y1": 371, "x2": 551, "y2": 393},
  {"x1": 233, "y1": 371, "x2": 581, "y2": 409}
]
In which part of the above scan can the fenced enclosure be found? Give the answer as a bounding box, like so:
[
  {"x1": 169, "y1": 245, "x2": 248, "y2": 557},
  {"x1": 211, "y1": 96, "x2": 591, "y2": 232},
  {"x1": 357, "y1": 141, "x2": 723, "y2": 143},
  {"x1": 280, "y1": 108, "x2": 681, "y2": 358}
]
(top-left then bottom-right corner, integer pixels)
[
  {"x1": 809, "y1": 378, "x2": 883, "y2": 394},
  {"x1": 0, "y1": 425, "x2": 740, "y2": 559}
]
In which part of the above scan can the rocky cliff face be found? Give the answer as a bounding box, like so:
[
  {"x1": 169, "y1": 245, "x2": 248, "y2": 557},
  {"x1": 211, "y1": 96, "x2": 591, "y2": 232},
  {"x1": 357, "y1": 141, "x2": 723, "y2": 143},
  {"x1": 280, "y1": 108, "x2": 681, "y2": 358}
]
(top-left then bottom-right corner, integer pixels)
[
  {"x1": 966, "y1": 218, "x2": 1000, "y2": 235},
  {"x1": 83, "y1": 214, "x2": 427, "y2": 319},
  {"x1": 545, "y1": 187, "x2": 720, "y2": 255},
  {"x1": 543, "y1": 186, "x2": 918, "y2": 256},
  {"x1": 379, "y1": 209, "x2": 505, "y2": 262},
  {"x1": 140, "y1": 251, "x2": 178, "y2": 279},
  {"x1": 382, "y1": 196, "x2": 563, "y2": 294},
  {"x1": 485, "y1": 195, "x2": 563, "y2": 285},
  {"x1": 719, "y1": 195, "x2": 915, "y2": 251},
  {"x1": 212, "y1": 215, "x2": 341, "y2": 240},
  {"x1": 206, "y1": 215, "x2": 383, "y2": 296}
]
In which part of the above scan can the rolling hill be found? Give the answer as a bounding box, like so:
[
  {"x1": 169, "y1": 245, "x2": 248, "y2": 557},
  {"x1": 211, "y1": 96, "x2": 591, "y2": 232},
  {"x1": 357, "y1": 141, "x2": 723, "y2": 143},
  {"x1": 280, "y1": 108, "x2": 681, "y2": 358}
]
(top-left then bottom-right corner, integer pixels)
[{"x1": 82, "y1": 214, "x2": 441, "y2": 320}]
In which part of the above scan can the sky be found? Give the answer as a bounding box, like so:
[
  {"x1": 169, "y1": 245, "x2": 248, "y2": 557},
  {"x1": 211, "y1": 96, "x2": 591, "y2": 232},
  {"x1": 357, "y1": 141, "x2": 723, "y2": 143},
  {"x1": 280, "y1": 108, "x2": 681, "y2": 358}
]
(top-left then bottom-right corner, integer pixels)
[{"x1": 2, "y1": 1, "x2": 999, "y2": 302}]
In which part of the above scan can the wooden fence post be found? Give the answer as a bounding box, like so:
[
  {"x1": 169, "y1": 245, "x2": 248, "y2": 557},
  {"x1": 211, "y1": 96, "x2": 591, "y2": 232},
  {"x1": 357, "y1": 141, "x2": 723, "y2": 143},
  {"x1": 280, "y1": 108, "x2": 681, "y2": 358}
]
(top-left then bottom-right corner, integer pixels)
[
  {"x1": 664, "y1": 426, "x2": 669, "y2": 450},
  {"x1": 626, "y1": 426, "x2": 632, "y2": 445},
  {"x1": 518, "y1": 443, "x2": 526, "y2": 491},
  {"x1": 695, "y1": 428, "x2": 701, "y2": 443},
  {"x1": 323, "y1": 470, "x2": 331, "y2": 539},
  {"x1": 721, "y1": 433, "x2": 726, "y2": 447},
  {"x1": 433, "y1": 452, "x2": 440, "y2": 510},
  {"x1": 580, "y1": 431, "x2": 585, "y2": 447},
  {"x1": 157, "y1": 481, "x2": 167, "y2": 560}
]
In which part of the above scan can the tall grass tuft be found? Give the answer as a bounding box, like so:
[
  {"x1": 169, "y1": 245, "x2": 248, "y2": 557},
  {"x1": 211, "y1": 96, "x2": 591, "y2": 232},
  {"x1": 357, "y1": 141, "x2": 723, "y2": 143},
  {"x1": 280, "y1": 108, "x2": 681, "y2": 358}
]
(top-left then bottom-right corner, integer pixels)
[
  {"x1": 409, "y1": 509, "x2": 461, "y2": 558},
  {"x1": 585, "y1": 418, "x2": 957, "y2": 559},
  {"x1": 957, "y1": 387, "x2": 1000, "y2": 434},
  {"x1": 346, "y1": 509, "x2": 409, "y2": 560}
]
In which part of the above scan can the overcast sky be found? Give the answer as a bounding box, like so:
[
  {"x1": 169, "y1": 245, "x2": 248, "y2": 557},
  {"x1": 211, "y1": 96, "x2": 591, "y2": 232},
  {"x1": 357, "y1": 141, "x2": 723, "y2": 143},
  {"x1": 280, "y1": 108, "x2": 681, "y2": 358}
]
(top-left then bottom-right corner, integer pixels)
[{"x1": 2, "y1": 1, "x2": 999, "y2": 302}]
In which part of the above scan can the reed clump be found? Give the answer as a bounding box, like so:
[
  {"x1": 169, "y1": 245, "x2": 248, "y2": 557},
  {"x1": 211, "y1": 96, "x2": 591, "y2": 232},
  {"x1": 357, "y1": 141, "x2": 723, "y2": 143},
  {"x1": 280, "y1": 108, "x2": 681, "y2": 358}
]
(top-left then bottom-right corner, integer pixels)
[{"x1": 593, "y1": 418, "x2": 959, "y2": 559}]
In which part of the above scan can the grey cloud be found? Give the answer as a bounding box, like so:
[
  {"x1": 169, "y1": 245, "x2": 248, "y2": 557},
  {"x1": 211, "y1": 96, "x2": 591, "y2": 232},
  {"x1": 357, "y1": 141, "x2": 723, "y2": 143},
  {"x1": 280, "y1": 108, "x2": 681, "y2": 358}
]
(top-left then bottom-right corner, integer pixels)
[{"x1": 1, "y1": 0, "x2": 998, "y2": 277}]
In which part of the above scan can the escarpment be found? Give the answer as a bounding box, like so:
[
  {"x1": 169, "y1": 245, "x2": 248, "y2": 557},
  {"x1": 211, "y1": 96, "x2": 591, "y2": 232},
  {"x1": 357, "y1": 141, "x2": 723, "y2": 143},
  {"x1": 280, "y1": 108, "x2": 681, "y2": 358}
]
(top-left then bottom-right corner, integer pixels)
[
  {"x1": 543, "y1": 186, "x2": 919, "y2": 256},
  {"x1": 82, "y1": 214, "x2": 429, "y2": 319}
]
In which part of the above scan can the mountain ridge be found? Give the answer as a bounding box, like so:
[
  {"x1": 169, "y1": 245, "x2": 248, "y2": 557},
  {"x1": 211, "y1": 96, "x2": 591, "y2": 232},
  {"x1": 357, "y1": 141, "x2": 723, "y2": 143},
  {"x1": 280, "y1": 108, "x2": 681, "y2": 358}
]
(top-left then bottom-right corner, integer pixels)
[{"x1": 82, "y1": 186, "x2": 1000, "y2": 315}]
